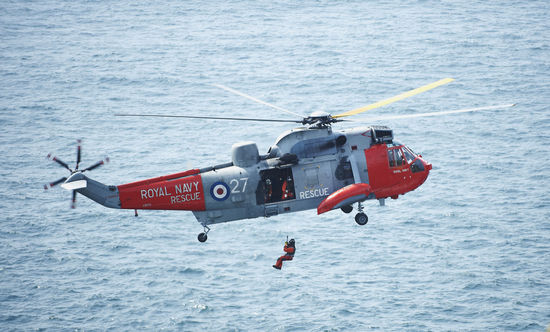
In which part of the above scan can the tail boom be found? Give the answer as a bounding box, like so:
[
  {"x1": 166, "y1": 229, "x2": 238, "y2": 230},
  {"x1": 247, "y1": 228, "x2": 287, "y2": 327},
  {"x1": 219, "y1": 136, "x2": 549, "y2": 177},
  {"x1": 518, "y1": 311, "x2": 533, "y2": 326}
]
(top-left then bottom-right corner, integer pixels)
[
  {"x1": 63, "y1": 170, "x2": 206, "y2": 211},
  {"x1": 64, "y1": 173, "x2": 120, "y2": 209},
  {"x1": 117, "y1": 170, "x2": 205, "y2": 211}
]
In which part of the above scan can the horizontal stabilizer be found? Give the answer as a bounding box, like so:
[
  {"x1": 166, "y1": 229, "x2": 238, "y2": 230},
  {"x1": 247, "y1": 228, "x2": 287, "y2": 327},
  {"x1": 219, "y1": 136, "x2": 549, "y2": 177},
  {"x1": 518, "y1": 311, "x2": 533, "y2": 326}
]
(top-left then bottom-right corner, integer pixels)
[{"x1": 61, "y1": 179, "x2": 87, "y2": 190}]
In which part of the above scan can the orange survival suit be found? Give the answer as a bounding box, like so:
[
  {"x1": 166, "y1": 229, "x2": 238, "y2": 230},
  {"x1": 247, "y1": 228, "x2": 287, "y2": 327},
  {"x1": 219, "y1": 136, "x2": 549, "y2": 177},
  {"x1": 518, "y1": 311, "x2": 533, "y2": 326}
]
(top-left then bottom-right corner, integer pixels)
[{"x1": 273, "y1": 239, "x2": 295, "y2": 270}]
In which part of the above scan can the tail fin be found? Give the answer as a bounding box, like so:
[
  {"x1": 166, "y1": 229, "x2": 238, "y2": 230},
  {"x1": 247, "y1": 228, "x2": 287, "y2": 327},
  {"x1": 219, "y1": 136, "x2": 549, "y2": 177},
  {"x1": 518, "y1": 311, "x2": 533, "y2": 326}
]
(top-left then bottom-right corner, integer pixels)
[{"x1": 62, "y1": 173, "x2": 120, "y2": 209}]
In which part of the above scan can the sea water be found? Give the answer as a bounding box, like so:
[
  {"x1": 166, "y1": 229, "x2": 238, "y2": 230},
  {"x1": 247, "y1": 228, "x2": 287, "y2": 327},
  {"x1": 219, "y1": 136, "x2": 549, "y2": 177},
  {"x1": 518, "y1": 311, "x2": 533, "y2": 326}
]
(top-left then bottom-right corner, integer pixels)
[{"x1": 1, "y1": 0, "x2": 549, "y2": 330}]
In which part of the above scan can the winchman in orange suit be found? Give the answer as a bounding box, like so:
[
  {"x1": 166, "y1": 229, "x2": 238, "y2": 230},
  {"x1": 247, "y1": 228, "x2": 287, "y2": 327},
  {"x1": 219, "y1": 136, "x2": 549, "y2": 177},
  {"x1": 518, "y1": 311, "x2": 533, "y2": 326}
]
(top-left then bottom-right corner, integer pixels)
[
  {"x1": 281, "y1": 176, "x2": 294, "y2": 200},
  {"x1": 273, "y1": 238, "x2": 295, "y2": 270}
]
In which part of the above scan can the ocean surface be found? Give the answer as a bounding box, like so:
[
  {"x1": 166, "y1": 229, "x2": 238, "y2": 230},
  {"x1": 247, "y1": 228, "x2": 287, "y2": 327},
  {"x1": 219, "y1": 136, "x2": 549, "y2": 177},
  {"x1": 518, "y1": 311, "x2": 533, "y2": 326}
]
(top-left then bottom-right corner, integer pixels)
[{"x1": 1, "y1": 0, "x2": 549, "y2": 330}]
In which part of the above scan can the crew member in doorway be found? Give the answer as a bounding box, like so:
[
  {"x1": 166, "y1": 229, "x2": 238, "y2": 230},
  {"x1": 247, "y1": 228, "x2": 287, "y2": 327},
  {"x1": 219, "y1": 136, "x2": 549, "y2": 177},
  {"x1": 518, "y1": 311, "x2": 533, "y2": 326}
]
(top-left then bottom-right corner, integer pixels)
[
  {"x1": 273, "y1": 238, "x2": 295, "y2": 270},
  {"x1": 281, "y1": 176, "x2": 294, "y2": 200},
  {"x1": 265, "y1": 178, "x2": 273, "y2": 202}
]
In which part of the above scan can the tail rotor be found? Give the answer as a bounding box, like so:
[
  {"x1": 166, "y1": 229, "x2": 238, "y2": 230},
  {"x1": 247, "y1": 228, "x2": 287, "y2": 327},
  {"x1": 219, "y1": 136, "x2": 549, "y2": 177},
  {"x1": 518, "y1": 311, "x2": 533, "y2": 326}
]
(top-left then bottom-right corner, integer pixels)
[
  {"x1": 71, "y1": 190, "x2": 77, "y2": 209},
  {"x1": 45, "y1": 139, "x2": 109, "y2": 208},
  {"x1": 75, "y1": 139, "x2": 82, "y2": 171},
  {"x1": 44, "y1": 177, "x2": 68, "y2": 190}
]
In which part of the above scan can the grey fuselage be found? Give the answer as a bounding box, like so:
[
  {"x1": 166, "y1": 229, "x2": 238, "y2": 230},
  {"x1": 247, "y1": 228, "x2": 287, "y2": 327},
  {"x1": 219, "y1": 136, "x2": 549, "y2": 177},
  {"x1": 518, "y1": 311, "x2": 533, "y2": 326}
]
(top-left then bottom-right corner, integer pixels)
[{"x1": 192, "y1": 126, "x2": 374, "y2": 226}]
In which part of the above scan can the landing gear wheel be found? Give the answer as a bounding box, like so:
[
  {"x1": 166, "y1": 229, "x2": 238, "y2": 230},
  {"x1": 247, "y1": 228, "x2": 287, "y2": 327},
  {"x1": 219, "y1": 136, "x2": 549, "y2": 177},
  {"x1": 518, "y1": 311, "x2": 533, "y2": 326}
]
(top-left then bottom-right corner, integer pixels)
[
  {"x1": 198, "y1": 232, "x2": 208, "y2": 242},
  {"x1": 355, "y1": 212, "x2": 368, "y2": 225},
  {"x1": 341, "y1": 205, "x2": 353, "y2": 214},
  {"x1": 197, "y1": 225, "x2": 210, "y2": 243}
]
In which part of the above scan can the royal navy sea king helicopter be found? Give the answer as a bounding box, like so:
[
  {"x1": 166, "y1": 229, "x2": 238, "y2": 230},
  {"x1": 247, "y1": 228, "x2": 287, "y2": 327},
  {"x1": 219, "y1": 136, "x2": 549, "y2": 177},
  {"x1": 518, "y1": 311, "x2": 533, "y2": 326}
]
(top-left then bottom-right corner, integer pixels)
[{"x1": 45, "y1": 78, "x2": 514, "y2": 242}]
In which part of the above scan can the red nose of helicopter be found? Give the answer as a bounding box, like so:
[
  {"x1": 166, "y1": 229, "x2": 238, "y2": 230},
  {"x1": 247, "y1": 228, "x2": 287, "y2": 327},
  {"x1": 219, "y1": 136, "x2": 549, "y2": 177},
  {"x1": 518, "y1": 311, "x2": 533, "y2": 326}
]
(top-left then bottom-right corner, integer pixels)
[
  {"x1": 419, "y1": 154, "x2": 432, "y2": 171},
  {"x1": 415, "y1": 155, "x2": 432, "y2": 188},
  {"x1": 424, "y1": 159, "x2": 432, "y2": 171}
]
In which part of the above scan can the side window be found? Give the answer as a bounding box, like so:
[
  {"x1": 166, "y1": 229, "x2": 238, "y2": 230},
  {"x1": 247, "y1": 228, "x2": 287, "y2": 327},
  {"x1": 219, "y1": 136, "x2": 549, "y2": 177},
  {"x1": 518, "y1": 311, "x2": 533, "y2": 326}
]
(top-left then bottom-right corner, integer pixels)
[
  {"x1": 388, "y1": 149, "x2": 396, "y2": 167},
  {"x1": 395, "y1": 149, "x2": 404, "y2": 166},
  {"x1": 388, "y1": 148, "x2": 407, "y2": 167},
  {"x1": 304, "y1": 167, "x2": 319, "y2": 188},
  {"x1": 403, "y1": 148, "x2": 415, "y2": 164},
  {"x1": 411, "y1": 159, "x2": 425, "y2": 173}
]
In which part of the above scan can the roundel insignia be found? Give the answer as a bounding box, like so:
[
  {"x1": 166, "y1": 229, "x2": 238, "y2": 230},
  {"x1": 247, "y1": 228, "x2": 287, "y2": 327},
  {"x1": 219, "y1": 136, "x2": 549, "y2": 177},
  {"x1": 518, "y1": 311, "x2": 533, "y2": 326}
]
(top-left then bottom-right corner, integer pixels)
[{"x1": 210, "y1": 181, "x2": 230, "y2": 201}]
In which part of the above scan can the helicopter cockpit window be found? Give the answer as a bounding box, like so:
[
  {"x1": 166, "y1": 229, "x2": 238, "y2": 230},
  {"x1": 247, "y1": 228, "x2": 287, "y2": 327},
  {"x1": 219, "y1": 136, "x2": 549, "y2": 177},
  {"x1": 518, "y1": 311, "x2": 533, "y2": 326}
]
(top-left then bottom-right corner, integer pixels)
[
  {"x1": 394, "y1": 149, "x2": 404, "y2": 166},
  {"x1": 388, "y1": 148, "x2": 406, "y2": 167},
  {"x1": 403, "y1": 148, "x2": 415, "y2": 164},
  {"x1": 388, "y1": 149, "x2": 396, "y2": 167},
  {"x1": 387, "y1": 141, "x2": 403, "y2": 148},
  {"x1": 404, "y1": 146, "x2": 417, "y2": 156},
  {"x1": 411, "y1": 159, "x2": 425, "y2": 173}
]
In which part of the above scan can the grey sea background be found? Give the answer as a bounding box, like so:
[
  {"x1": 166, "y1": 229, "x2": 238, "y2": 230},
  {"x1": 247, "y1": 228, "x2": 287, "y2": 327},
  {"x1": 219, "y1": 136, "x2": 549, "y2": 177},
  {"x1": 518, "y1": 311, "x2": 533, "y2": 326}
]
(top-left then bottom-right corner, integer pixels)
[{"x1": 1, "y1": 0, "x2": 549, "y2": 330}]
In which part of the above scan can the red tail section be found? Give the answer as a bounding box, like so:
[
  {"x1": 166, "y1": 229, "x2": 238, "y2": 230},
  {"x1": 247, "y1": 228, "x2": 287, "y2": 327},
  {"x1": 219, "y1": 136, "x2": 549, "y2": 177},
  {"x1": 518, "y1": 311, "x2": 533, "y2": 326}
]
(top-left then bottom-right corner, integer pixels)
[{"x1": 117, "y1": 169, "x2": 205, "y2": 211}]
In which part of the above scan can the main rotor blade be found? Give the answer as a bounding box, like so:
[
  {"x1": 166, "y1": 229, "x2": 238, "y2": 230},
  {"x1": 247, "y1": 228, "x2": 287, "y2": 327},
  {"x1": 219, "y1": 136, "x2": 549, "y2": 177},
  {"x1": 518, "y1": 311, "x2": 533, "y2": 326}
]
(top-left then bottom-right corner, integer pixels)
[
  {"x1": 333, "y1": 78, "x2": 455, "y2": 119},
  {"x1": 115, "y1": 113, "x2": 301, "y2": 123},
  {"x1": 359, "y1": 104, "x2": 516, "y2": 121},
  {"x1": 212, "y1": 84, "x2": 305, "y2": 118}
]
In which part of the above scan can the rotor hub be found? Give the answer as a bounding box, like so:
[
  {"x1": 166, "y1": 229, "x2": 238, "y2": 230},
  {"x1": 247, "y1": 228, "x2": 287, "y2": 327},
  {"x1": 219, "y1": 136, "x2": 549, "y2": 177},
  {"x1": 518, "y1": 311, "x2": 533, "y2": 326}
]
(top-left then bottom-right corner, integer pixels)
[{"x1": 301, "y1": 112, "x2": 342, "y2": 127}]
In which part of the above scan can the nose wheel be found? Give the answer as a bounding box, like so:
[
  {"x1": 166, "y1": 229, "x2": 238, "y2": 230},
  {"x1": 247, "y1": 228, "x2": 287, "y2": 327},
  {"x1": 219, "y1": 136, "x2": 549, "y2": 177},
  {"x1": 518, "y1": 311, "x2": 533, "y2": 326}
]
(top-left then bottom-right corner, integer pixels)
[
  {"x1": 354, "y1": 202, "x2": 368, "y2": 225},
  {"x1": 198, "y1": 225, "x2": 210, "y2": 242}
]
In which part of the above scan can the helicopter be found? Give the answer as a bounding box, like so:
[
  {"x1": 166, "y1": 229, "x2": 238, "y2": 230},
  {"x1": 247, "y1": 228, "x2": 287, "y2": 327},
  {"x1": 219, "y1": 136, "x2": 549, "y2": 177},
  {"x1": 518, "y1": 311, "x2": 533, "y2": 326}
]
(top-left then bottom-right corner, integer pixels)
[{"x1": 45, "y1": 78, "x2": 514, "y2": 242}]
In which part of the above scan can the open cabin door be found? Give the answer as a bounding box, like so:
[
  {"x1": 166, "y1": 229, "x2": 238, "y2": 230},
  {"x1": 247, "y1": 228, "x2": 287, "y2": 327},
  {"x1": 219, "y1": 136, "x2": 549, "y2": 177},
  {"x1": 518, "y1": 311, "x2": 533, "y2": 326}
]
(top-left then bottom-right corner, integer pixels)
[{"x1": 256, "y1": 167, "x2": 296, "y2": 205}]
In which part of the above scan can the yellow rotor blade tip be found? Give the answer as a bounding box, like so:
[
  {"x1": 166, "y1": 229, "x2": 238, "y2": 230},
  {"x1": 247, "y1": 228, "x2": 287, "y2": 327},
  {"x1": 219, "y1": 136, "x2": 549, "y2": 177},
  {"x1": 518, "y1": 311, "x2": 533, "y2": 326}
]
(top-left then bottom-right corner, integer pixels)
[{"x1": 334, "y1": 78, "x2": 455, "y2": 118}]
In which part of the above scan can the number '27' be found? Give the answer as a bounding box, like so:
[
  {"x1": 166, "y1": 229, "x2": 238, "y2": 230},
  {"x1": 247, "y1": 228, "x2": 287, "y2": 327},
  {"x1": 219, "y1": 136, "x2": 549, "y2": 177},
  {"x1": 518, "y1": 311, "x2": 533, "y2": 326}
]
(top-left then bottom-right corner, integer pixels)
[{"x1": 230, "y1": 178, "x2": 248, "y2": 193}]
